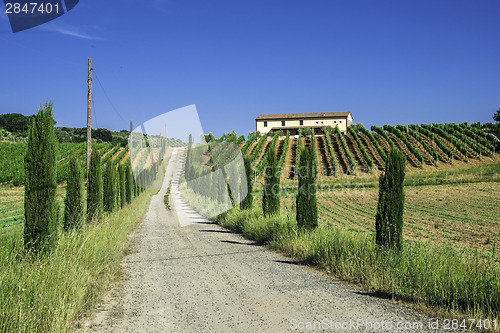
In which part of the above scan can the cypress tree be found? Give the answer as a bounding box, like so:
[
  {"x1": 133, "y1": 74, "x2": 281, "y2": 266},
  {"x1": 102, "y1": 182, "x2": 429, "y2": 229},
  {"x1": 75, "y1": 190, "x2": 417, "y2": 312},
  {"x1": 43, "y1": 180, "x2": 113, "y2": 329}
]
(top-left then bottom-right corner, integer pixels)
[
  {"x1": 64, "y1": 155, "x2": 84, "y2": 231},
  {"x1": 119, "y1": 164, "x2": 126, "y2": 208},
  {"x1": 185, "y1": 134, "x2": 193, "y2": 181},
  {"x1": 262, "y1": 142, "x2": 280, "y2": 217},
  {"x1": 24, "y1": 102, "x2": 58, "y2": 252},
  {"x1": 240, "y1": 157, "x2": 253, "y2": 210},
  {"x1": 103, "y1": 162, "x2": 116, "y2": 212},
  {"x1": 87, "y1": 148, "x2": 103, "y2": 223},
  {"x1": 125, "y1": 164, "x2": 132, "y2": 204},
  {"x1": 296, "y1": 146, "x2": 318, "y2": 229},
  {"x1": 375, "y1": 147, "x2": 406, "y2": 251}
]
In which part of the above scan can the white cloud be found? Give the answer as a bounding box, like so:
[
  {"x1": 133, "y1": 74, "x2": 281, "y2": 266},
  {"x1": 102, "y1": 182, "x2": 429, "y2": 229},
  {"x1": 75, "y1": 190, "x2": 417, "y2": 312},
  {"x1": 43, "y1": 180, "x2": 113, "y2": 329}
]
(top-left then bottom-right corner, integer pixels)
[{"x1": 39, "y1": 23, "x2": 103, "y2": 40}]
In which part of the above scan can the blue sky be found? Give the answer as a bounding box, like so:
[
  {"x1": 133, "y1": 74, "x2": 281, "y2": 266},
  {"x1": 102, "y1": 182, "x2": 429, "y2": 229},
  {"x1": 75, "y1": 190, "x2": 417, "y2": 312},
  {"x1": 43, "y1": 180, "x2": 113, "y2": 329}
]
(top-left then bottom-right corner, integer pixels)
[{"x1": 1, "y1": 0, "x2": 499, "y2": 138}]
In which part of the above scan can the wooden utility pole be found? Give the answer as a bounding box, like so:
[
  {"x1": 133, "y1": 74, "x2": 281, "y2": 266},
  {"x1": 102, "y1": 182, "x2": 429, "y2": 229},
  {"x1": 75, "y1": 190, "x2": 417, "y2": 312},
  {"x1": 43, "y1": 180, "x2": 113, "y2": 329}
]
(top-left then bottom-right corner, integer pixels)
[
  {"x1": 86, "y1": 58, "x2": 93, "y2": 180},
  {"x1": 130, "y1": 119, "x2": 133, "y2": 134}
]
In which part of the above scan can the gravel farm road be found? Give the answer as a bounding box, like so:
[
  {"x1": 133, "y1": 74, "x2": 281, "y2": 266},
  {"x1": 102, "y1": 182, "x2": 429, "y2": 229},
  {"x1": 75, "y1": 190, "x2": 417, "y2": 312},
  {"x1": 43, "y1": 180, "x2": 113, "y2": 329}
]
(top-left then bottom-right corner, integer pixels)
[{"x1": 82, "y1": 148, "x2": 447, "y2": 333}]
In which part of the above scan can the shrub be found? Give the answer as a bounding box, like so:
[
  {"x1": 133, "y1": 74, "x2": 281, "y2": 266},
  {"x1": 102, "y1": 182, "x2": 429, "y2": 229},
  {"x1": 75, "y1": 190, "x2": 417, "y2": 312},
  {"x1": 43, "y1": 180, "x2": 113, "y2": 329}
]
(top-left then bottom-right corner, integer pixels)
[
  {"x1": 63, "y1": 156, "x2": 84, "y2": 231},
  {"x1": 375, "y1": 147, "x2": 406, "y2": 251},
  {"x1": 296, "y1": 146, "x2": 318, "y2": 229},
  {"x1": 24, "y1": 102, "x2": 58, "y2": 252}
]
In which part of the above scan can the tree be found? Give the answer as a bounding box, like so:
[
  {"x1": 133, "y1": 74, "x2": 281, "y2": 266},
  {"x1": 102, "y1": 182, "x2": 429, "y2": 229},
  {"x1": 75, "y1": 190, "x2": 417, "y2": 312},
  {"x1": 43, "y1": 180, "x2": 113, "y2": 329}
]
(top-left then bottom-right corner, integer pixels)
[
  {"x1": 118, "y1": 164, "x2": 126, "y2": 208},
  {"x1": 296, "y1": 146, "x2": 318, "y2": 229},
  {"x1": 0, "y1": 113, "x2": 34, "y2": 134},
  {"x1": 185, "y1": 134, "x2": 193, "y2": 181},
  {"x1": 87, "y1": 148, "x2": 103, "y2": 223},
  {"x1": 103, "y1": 162, "x2": 116, "y2": 212},
  {"x1": 64, "y1": 156, "x2": 84, "y2": 231},
  {"x1": 262, "y1": 142, "x2": 280, "y2": 217},
  {"x1": 125, "y1": 164, "x2": 132, "y2": 204},
  {"x1": 375, "y1": 147, "x2": 406, "y2": 251},
  {"x1": 494, "y1": 108, "x2": 500, "y2": 123},
  {"x1": 24, "y1": 102, "x2": 58, "y2": 252},
  {"x1": 240, "y1": 157, "x2": 253, "y2": 210}
]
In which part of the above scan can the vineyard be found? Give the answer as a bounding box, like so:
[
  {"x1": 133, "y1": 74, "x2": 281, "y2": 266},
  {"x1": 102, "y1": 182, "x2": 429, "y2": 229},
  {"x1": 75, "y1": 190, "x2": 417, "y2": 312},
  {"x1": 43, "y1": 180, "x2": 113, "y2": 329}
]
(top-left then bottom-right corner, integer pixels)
[
  {"x1": 236, "y1": 122, "x2": 499, "y2": 181},
  {"x1": 0, "y1": 136, "x2": 182, "y2": 231},
  {"x1": 187, "y1": 122, "x2": 497, "y2": 184}
]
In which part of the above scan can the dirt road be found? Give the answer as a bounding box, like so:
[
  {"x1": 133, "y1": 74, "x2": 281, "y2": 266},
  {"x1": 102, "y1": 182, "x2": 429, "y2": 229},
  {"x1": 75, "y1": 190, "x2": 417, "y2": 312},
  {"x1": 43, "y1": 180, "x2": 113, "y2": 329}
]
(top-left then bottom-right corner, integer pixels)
[{"x1": 83, "y1": 148, "x2": 440, "y2": 332}]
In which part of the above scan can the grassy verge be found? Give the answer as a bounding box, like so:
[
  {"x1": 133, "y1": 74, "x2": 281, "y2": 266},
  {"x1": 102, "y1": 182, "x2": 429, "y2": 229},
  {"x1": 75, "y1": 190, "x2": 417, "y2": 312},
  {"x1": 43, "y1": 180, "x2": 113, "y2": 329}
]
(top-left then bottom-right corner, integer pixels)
[
  {"x1": 214, "y1": 207, "x2": 500, "y2": 329},
  {"x1": 0, "y1": 186, "x2": 156, "y2": 332}
]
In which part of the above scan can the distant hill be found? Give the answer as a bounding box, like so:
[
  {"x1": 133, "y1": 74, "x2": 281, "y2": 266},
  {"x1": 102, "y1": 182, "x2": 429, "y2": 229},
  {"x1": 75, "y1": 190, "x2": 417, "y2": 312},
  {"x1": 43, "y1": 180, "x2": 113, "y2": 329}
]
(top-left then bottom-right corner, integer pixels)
[{"x1": 0, "y1": 113, "x2": 125, "y2": 146}]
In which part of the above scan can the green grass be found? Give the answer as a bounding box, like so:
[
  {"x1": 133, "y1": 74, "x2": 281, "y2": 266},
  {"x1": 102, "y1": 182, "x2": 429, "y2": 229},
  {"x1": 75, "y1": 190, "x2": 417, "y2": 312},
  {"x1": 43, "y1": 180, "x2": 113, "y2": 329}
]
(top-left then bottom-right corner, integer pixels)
[
  {"x1": 214, "y1": 207, "x2": 500, "y2": 326},
  {"x1": 0, "y1": 185, "x2": 156, "y2": 332}
]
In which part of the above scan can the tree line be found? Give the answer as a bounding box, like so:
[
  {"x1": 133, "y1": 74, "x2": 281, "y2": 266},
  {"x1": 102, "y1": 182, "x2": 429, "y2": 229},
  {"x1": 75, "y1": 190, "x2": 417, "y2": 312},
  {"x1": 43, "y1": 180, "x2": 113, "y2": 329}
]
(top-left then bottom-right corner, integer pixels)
[{"x1": 23, "y1": 102, "x2": 148, "y2": 253}]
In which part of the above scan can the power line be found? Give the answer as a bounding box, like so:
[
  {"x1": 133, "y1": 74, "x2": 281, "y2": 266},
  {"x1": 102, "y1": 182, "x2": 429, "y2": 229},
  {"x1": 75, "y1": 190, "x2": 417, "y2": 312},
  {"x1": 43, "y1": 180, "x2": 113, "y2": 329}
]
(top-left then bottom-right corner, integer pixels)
[
  {"x1": 2, "y1": 36, "x2": 127, "y2": 127},
  {"x1": 92, "y1": 97, "x2": 98, "y2": 129},
  {"x1": 93, "y1": 70, "x2": 126, "y2": 122}
]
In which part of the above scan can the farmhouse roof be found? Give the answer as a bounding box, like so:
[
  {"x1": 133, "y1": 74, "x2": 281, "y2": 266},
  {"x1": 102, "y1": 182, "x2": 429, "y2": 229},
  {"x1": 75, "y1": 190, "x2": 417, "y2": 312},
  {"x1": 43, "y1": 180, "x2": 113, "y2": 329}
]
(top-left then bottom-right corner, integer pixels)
[{"x1": 255, "y1": 112, "x2": 352, "y2": 121}]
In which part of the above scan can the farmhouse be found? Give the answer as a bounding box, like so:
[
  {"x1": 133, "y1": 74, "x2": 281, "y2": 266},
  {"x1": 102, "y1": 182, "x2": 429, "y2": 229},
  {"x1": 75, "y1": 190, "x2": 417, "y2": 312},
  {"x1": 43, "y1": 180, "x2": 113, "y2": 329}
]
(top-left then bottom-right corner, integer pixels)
[{"x1": 255, "y1": 111, "x2": 353, "y2": 135}]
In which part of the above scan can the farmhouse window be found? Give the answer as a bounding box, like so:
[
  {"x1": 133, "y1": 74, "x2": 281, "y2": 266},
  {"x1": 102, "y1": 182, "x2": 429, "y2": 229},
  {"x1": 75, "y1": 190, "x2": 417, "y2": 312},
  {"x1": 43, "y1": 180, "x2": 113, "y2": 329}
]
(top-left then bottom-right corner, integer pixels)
[
  {"x1": 300, "y1": 120, "x2": 303, "y2": 126},
  {"x1": 282, "y1": 121, "x2": 285, "y2": 126},
  {"x1": 264, "y1": 121, "x2": 267, "y2": 127}
]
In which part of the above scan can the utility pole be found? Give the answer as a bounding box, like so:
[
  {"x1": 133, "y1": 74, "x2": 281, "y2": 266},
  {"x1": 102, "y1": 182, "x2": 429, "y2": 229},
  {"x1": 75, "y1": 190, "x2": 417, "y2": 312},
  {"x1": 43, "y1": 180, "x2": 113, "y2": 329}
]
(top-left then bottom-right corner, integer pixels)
[
  {"x1": 130, "y1": 119, "x2": 133, "y2": 134},
  {"x1": 86, "y1": 58, "x2": 93, "y2": 180}
]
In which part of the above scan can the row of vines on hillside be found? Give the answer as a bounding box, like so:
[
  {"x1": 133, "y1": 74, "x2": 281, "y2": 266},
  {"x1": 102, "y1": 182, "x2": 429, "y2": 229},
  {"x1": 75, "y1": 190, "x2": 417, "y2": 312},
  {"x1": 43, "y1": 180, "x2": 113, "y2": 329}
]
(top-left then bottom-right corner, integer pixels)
[
  {"x1": 334, "y1": 125, "x2": 356, "y2": 173},
  {"x1": 417, "y1": 125, "x2": 453, "y2": 160},
  {"x1": 460, "y1": 125, "x2": 495, "y2": 154},
  {"x1": 295, "y1": 129, "x2": 303, "y2": 174},
  {"x1": 371, "y1": 125, "x2": 394, "y2": 148},
  {"x1": 358, "y1": 124, "x2": 386, "y2": 161},
  {"x1": 347, "y1": 126, "x2": 373, "y2": 169},
  {"x1": 407, "y1": 128, "x2": 437, "y2": 163},
  {"x1": 322, "y1": 127, "x2": 338, "y2": 176},
  {"x1": 248, "y1": 133, "x2": 267, "y2": 163},
  {"x1": 444, "y1": 124, "x2": 483, "y2": 157},
  {"x1": 384, "y1": 125, "x2": 423, "y2": 164},
  {"x1": 241, "y1": 132, "x2": 257, "y2": 156},
  {"x1": 427, "y1": 124, "x2": 468, "y2": 160},
  {"x1": 255, "y1": 131, "x2": 280, "y2": 176},
  {"x1": 277, "y1": 130, "x2": 290, "y2": 170}
]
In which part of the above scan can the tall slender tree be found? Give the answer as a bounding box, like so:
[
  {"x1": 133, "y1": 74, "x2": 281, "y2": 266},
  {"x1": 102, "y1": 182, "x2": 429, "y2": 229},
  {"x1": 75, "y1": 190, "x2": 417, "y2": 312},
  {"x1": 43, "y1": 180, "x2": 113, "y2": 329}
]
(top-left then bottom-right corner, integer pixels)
[
  {"x1": 118, "y1": 164, "x2": 126, "y2": 208},
  {"x1": 375, "y1": 147, "x2": 406, "y2": 251},
  {"x1": 103, "y1": 161, "x2": 116, "y2": 212},
  {"x1": 24, "y1": 102, "x2": 58, "y2": 252},
  {"x1": 125, "y1": 164, "x2": 132, "y2": 204},
  {"x1": 240, "y1": 157, "x2": 253, "y2": 210},
  {"x1": 296, "y1": 146, "x2": 318, "y2": 229},
  {"x1": 87, "y1": 148, "x2": 103, "y2": 223},
  {"x1": 64, "y1": 156, "x2": 84, "y2": 231},
  {"x1": 262, "y1": 142, "x2": 280, "y2": 217}
]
